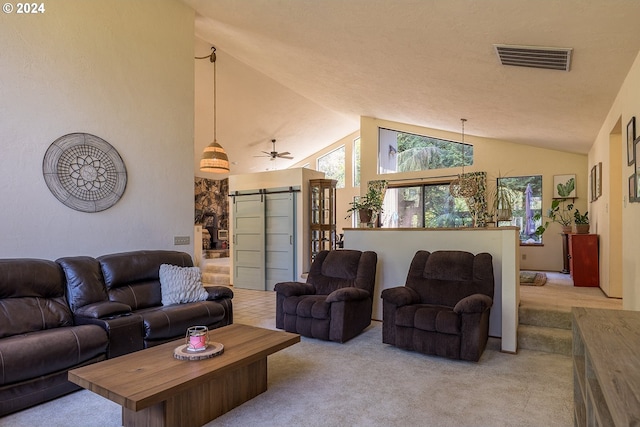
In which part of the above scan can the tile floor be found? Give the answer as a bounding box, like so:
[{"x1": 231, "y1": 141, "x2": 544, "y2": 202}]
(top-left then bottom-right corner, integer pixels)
[
  {"x1": 227, "y1": 269, "x2": 622, "y2": 336},
  {"x1": 230, "y1": 287, "x2": 277, "y2": 330},
  {"x1": 214, "y1": 255, "x2": 622, "y2": 332}
]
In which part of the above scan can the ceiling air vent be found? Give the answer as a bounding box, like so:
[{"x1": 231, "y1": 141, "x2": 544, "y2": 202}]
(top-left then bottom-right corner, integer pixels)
[{"x1": 494, "y1": 44, "x2": 572, "y2": 71}]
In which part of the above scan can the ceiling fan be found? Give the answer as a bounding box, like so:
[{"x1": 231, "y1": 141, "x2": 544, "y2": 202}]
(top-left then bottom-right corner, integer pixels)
[{"x1": 256, "y1": 139, "x2": 294, "y2": 160}]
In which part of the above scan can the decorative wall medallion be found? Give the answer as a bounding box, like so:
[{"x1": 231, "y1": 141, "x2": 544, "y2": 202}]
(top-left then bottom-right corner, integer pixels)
[{"x1": 43, "y1": 133, "x2": 127, "y2": 212}]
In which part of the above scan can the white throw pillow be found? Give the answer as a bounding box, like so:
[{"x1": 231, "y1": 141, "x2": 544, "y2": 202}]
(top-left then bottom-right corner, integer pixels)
[{"x1": 159, "y1": 264, "x2": 208, "y2": 306}]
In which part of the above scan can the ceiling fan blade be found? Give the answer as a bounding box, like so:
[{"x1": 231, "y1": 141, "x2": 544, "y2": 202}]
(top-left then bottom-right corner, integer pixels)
[
  {"x1": 277, "y1": 151, "x2": 291, "y2": 156},
  {"x1": 278, "y1": 155, "x2": 294, "y2": 160}
]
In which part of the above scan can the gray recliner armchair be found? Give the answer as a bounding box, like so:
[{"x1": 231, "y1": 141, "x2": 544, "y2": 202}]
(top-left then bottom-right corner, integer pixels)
[
  {"x1": 381, "y1": 250, "x2": 494, "y2": 362},
  {"x1": 275, "y1": 249, "x2": 377, "y2": 343}
]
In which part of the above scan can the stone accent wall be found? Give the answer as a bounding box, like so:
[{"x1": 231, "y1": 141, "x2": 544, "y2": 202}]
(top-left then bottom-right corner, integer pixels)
[{"x1": 195, "y1": 178, "x2": 229, "y2": 249}]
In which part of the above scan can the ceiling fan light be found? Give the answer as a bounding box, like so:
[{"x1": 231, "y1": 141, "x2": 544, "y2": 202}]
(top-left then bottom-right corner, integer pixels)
[{"x1": 200, "y1": 141, "x2": 230, "y2": 173}]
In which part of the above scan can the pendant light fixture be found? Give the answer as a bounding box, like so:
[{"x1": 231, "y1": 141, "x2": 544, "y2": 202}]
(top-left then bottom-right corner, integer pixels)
[
  {"x1": 449, "y1": 118, "x2": 478, "y2": 198},
  {"x1": 197, "y1": 47, "x2": 230, "y2": 173}
]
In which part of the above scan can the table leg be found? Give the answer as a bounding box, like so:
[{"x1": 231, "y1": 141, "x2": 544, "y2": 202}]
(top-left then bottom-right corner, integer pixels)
[{"x1": 122, "y1": 358, "x2": 268, "y2": 427}]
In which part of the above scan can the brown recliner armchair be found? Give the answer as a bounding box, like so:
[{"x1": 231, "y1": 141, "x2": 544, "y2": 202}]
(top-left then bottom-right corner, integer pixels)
[
  {"x1": 381, "y1": 250, "x2": 494, "y2": 362},
  {"x1": 275, "y1": 249, "x2": 377, "y2": 343}
]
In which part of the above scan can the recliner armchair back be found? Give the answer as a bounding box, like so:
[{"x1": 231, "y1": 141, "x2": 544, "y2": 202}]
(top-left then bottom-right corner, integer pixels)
[
  {"x1": 309, "y1": 250, "x2": 375, "y2": 295},
  {"x1": 406, "y1": 250, "x2": 494, "y2": 307}
]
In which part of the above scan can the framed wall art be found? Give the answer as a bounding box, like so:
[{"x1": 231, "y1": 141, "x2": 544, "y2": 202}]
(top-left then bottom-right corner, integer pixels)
[
  {"x1": 629, "y1": 174, "x2": 637, "y2": 202},
  {"x1": 636, "y1": 136, "x2": 640, "y2": 200},
  {"x1": 628, "y1": 117, "x2": 636, "y2": 166},
  {"x1": 595, "y1": 162, "x2": 602, "y2": 199},
  {"x1": 590, "y1": 166, "x2": 596, "y2": 202},
  {"x1": 553, "y1": 174, "x2": 576, "y2": 198}
]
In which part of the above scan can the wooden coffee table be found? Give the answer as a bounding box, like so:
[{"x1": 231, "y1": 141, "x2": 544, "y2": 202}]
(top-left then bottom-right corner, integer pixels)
[{"x1": 68, "y1": 324, "x2": 299, "y2": 427}]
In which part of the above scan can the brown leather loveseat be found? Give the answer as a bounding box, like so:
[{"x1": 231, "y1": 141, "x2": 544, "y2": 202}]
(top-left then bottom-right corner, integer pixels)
[
  {"x1": 58, "y1": 250, "x2": 233, "y2": 358},
  {"x1": 0, "y1": 250, "x2": 233, "y2": 416}
]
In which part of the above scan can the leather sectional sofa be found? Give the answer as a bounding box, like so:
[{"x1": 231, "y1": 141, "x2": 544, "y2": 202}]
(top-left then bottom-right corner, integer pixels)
[{"x1": 0, "y1": 250, "x2": 233, "y2": 416}]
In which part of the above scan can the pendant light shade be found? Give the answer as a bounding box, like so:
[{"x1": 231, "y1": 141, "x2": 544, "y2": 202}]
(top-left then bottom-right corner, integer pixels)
[
  {"x1": 449, "y1": 118, "x2": 478, "y2": 198},
  {"x1": 197, "y1": 46, "x2": 230, "y2": 174},
  {"x1": 200, "y1": 140, "x2": 229, "y2": 173}
]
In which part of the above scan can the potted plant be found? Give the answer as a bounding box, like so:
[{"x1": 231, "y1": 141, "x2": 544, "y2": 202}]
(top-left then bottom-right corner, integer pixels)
[
  {"x1": 573, "y1": 209, "x2": 589, "y2": 234},
  {"x1": 534, "y1": 199, "x2": 574, "y2": 235},
  {"x1": 346, "y1": 181, "x2": 386, "y2": 227},
  {"x1": 492, "y1": 182, "x2": 517, "y2": 222}
]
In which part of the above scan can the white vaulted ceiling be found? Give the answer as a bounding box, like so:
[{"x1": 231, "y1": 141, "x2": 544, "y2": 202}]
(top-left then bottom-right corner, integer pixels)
[{"x1": 183, "y1": 0, "x2": 640, "y2": 175}]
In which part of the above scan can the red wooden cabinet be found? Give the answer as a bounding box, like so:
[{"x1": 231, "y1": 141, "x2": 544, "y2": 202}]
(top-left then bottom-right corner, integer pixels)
[{"x1": 568, "y1": 234, "x2": 599, "y2": 287}]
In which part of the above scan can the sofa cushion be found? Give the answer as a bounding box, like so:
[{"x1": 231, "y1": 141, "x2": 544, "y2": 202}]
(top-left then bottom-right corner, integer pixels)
[
  {"x1": 320, "y1": 250, "x2": 360, "y2": 280},
  {"x1": 297, "y1": 296, "x2": 330, "y2": 319},
  {"x1": 0, "y1": 325, "x2": 107, "y2": 385},
  {"x1": 137, "y1": 301, "x2": 226, "y2": 341},
  {"x1": 0, "y1": 259, "x2": 74, "y2": 338},
  {"x1": 0, "y1": 259, "x2": 65, "y2": 299},
  {"x1": 0, "y1": 297, "x2": 73, "y2": 339},
  {"x1": 99, "y1": 250, "x2": 192, "y2": 290},
  {"x1": 159, "y1": 264, "x2": 208, "y2": 306},
  {"x1": 435, "y1": 309, "x2": 461, "y2": 335},
  {"x1": 57, "y1": 256, "x2": 107, "y2": 312}
]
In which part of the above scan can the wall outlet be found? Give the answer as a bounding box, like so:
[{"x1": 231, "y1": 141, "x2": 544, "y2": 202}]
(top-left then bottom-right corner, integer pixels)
[{"x1": 174, "y1": 236, "x2": 190, "y2": 245}]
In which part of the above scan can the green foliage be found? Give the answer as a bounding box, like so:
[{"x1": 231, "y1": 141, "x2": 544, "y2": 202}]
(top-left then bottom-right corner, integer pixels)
[
  {"x1": 346, "y1": 180, "x2": 387, "y2": 218},
  {"x1": 423, "y1": 184, "x2": 472, "y2": 227},
  {"x1": 395, "y1": 132, "x2": 472, "y2": 172},
  {"x1": 573, "y1": 209, "x2": 589, "y2": 224},
  {"x1": 534, "y1": 199, "x2": 574, "y2": 235},
  {"x1": 397, "y1": 146, "x2": 440, "y2": 172},
  {"x1": 491, "y1": 183, "x2": 517, "y2": 220}
]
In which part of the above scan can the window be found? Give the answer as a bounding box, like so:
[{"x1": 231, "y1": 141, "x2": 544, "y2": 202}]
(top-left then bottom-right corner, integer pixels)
[
  {"x1": 378, "y1": 128, "x2": 473, "y2": 174},
  {"x1": 381, "y1": 183, "x2": 472, "y2": 228},
  {"x1": 353, "y1": 137, "x2": 361, "y2": 187},
  {"x1": 317, "y1": 146, "x2": 345, "y2": 188},
  {"x1": 496, "y1": 175, "x2": 542, "y2": 244}
]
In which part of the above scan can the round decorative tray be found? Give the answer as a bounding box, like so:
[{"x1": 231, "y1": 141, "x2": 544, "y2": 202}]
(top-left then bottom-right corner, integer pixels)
[{"x1": 173, "y1": 342, "x2": 224, "y2": 361}]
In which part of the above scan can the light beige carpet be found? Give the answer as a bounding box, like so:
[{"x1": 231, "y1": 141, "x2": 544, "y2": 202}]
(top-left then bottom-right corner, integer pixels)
[
  {"x1": 0, "y1": 322, "x2": 573, "y2": 427},
  {"x1": 520, "y1": 271, "x2": 547, "y2": 286}
]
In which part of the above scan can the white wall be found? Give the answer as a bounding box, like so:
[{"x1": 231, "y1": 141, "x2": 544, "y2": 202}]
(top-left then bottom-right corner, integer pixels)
[
  {"x1": 0, "y1": 0, "x2": 196, "y2": 259},
  {"x1": 290, "y1": 131, "x2": 361, "y2": 234},
  {"x1": 590, "y1": 50, "x2": 640, "y2": 309}
]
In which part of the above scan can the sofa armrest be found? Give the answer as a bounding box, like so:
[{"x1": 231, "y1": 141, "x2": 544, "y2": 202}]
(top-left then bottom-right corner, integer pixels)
[
  {"x1": 204, "y1": 285, "x2": 233, "y2": 300},
  {"x1": 453, "y1": 294, "x2": 493, "y2": 314},
  {"x1": 274, "y1": 281, "x2": 315, "y2": 297},
  {"x1": 381, "y1": 286, "x2": 420, "y2": 307},
  {"x1": 74, "y1": 301, "x2": 132, "y2": 319},
  {"x1": 74, "y1": 313, "x2": 144, "y2": 358},
  {"x1": 326, "y1": 287, "x2": 370, "y2": 303}
]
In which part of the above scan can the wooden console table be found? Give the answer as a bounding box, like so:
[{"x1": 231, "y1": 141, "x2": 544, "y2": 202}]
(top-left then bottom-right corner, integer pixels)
[{"x1": 572, "y1": 307, "x2": 640, "y2": 426}]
